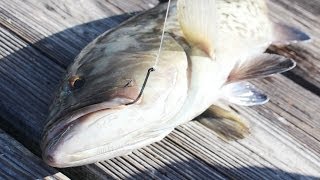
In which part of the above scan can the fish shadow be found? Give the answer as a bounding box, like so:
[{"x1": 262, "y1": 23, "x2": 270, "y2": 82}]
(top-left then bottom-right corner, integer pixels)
[{"x1": 0, "y1": 13, "x2": 318, "y2": 180}]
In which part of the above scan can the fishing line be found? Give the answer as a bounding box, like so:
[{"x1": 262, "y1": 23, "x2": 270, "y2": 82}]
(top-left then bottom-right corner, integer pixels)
[
  {"x1": 126, "y1": 0, "x2": 171, "y2": 105},
  {"x1": 153, "y1": 0, "x2": 171, "y2": 70}
]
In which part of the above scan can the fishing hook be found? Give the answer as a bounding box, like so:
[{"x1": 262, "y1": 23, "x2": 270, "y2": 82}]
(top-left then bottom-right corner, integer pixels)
[
  {"x1": 125, "y1": 67, "x2": 155, "y2": 105},
  {"x1": 126, "y1": 0, "x2": 171, "y2": 105}
]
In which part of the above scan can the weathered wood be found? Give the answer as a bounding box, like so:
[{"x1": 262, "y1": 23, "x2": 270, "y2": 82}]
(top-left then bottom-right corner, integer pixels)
[
  {"x1": 267, "y1": 0, "x2": 320, "y2": 94},
  {"x1": 0, "y1": 128, "x2": 69, "y2": 179},
  {"x1": 252, "y1": 77, "x2": 320, "y2": 150},
  {"x1": 1, "y1": 0, "x2": 319, "y2": 88},
  {"x1": 0, "y1": 0, "x2": 319, "y2": 179},
  {"x1": 0, "y1": 0, "x2": 158, "y2": 151},
  {"x1": 0, "y1": 0, "x2": 158, "y2": 68},
  {"x1": 0, "y1": 26, "x2": 64, "y2": 149}
]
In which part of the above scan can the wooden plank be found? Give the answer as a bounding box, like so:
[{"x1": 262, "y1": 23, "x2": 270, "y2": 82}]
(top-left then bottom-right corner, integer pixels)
[
  {"x1": 0, "y1": 25, "x2": 64, "y2": 147},
  {"x1": 0, "y1": 1, "x2": 159, "y2": 179},
  {"x1": 267, "y1": 0, "x2": 320, "y2": 94},
  {"x1": 0, "y1": 128, "x2": 69, "y2": 179},
  {"x1": 252, "y1": 77, "x2": 320, "y2": 150},
  {"x1": 1, "y1": 0, "x2": 319, "y2": 89},
  {"x1": 0, "y1": 0, "x2": 158, "y2": 68},
  {"x1": 0, "y1": 0, "x2": 319, "y2": 179},
  {"x1": 1, "y1": 28, "x2": 319, "y2": 179},
  {"x1": 0, "y1": 0, "x2": 157, "y2": 154}
]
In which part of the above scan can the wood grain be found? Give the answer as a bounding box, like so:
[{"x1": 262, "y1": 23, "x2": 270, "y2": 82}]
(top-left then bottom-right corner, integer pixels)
[
  {"x1": 0, "y1": 0, "x2": 158, "y2": 67},
  {"x1": 0, "y1": 128, "x2": 69, "y2": 179},
  {"x1": 267, "y1": 0, "x2": 320, "y2": 94},
  {"x1": 0, "y1": 0, "x2": 319, "y2": 179}
]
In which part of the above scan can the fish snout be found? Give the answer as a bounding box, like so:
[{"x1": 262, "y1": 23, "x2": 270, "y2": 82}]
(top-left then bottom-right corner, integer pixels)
[
  {"x1": 42, "y1": 145, "x2": 68, "y2": 167},
  {"x1": 41, "y1": 121, "x2": 76, "y2": 167}
]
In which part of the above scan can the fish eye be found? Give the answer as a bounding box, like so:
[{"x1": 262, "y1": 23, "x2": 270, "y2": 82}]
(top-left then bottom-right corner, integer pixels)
[{"x1": 69, "y1": 76, "x2": 85, "y2": 90}]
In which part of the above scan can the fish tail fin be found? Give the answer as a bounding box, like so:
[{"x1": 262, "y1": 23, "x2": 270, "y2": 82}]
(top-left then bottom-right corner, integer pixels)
[
  {"x1": 196, "y1": 105, "x2": 250, "y2": 141},
  {"x1": 177, "y1": 0, "x2": 217, "y2": 58}
]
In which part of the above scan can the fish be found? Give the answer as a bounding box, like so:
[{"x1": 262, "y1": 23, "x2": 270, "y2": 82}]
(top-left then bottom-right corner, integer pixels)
[{"x1": 41, "y1": 0, "x2": 310, "y2": 167}]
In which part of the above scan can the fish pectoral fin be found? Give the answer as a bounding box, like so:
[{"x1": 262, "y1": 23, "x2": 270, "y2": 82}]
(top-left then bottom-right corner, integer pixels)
[
  {"x1": 227, "y1": 53, "x2": 296, "y2": 83},
  {"x1": 177, "y1": 0, "x2": 217, "y2": 58},
  {"x1": 221, "y1": 82, "x2": 269, "y2": 106},
  {"x1": 196, "y1": 105, "x2": 250, "y2": 141},
  {"x1": 272, "y1": 22, "x2": 311, "y2": 45}
]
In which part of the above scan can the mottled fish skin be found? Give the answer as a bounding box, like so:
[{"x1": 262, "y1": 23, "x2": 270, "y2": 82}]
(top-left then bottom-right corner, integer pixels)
[
  {"x1": 42, "y1": 2, "x2": 189, "y2": 167},
  {"x1": 165, "y1": 0, "x2": 274, "y2": 127},
  {"x1": 44, "y1": 3, "x2": 183, "y2": 132},
  {"x1": 178, "y1": 0, "x2": 273, "y2": 63},
  {"x1": 42, "y1": 0, "x2": 295, "y2": 168}
]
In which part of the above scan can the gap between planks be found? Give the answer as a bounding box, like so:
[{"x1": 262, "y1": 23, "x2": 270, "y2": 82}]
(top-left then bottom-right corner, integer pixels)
[{"x1": 0, "y1": 0, "x2": 319, "y2": 179}]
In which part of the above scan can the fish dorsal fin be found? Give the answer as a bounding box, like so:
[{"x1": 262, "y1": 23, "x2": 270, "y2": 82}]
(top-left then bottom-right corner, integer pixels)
[
  {"x1": 221, "y1": 82, "x2": 269, "y2": 106},
  {"x1": 272, "y1": 22, "x2": 311, "y2": 45},
  {"x1": 227, "y1": 53, "x2": 296, "y2": 83},
  {"x1": 177, "y1": 0, "x2": 217, "y2": 58}
]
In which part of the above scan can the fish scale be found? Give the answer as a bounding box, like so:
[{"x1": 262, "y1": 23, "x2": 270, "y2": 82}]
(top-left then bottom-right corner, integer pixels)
[{"x1": 41, "y1": 0, "x2": 309, "y2": 167}]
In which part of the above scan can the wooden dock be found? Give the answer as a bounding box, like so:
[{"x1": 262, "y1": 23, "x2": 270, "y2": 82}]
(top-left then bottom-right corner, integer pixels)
[{"x1": 0, "y1": 0, "x2": 319, "y2": 179}]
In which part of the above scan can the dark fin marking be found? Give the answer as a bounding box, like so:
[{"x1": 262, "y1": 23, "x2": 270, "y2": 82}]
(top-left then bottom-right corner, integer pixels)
[
  {"x1": 272, "y1": 23, "x2": 311, "y2": 45},
  {"x1": 222, "y1": 82, "x2": 269, "y2": 106},
  {"x1": 196, "y1": 105, "x2": 250, "y2": 141},
  {"x1": 227, "y1": 53, "x2": 296, "y2": 83}
]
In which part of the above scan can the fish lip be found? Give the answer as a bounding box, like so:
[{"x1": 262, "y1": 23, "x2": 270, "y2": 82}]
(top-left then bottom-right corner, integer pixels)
[
  {"x1": 43, "y1": 127, "x2": 167, "y2": 168},
  {"x1": 41, "y1": 98, "x2": 134, "y2": 159}
]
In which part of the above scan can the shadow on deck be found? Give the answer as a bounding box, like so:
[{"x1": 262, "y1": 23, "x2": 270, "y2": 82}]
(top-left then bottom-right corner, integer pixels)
[{"x1": 0, "y1": 13, "x2": 319, "y2": 179}]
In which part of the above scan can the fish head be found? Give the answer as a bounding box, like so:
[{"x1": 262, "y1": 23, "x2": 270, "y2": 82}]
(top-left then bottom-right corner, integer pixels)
[
  {"x1": 40, "y1": 0, "x2": 193, "y2": 167},
  {"x1": 41, "y1": 69, "x2": 153, "y2": 167},
  {"x1": 40, "y1": 49, "x2": 188, "y2": 167},
  {"x1": 40, "y1": 62, "x2": 143, "y2": 167}
]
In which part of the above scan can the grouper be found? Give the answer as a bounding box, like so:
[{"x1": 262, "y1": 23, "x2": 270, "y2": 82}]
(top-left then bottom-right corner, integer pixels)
[{"x1": 41, "y1": 0, "x2": 310, "y2": 167}]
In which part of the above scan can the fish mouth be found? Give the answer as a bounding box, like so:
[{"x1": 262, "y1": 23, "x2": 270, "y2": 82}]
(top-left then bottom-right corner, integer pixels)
[
  {"x1": 41, "y1": 98, "x2": 134, "y2": 166},
  {"x1": 43, "y1": 130, "x2": 162, "y2": 168}
]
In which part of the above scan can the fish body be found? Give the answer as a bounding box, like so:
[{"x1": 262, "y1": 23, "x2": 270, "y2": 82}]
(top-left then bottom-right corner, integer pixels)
[{"x1": 41, "y1": 0, "x2": 309, "y2": 167}]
